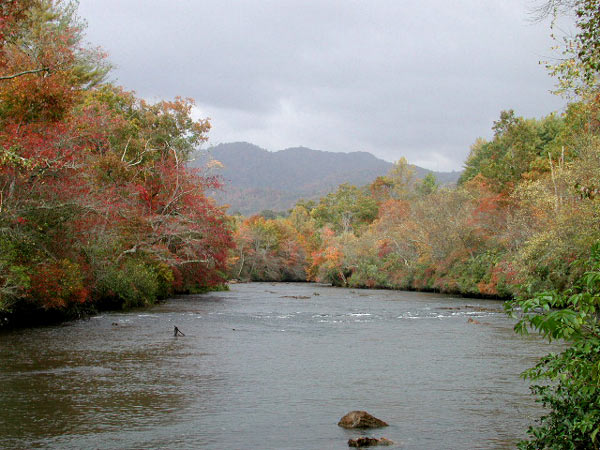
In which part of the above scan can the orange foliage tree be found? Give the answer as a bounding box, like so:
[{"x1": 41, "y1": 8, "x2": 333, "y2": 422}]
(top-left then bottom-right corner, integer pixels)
[{"x1": 0, "y1": 1, "x2": 233, "y2": 319}]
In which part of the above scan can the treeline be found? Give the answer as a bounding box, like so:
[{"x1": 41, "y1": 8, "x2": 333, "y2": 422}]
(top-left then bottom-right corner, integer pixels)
[
  {"x1": 229, "y1": 91, "x2": 600, "y2": 301},
  {"x1": 0, "y1": 0, "x2": 233, "y2": 324}
]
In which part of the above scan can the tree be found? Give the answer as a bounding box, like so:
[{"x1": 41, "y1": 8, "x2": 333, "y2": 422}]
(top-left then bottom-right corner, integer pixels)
[
  {"x1": 459, "y1": 111, "x2": 563, "y2": 192},
  {"x1": 507, "y1": 243, "x2": 600, "y2": 449},
  {"x1": 415, "y1": 173, "x2": 438, "y2": 196},
  {"x1": 230, "y1": 215, "x2": 306, "y2": 281},
  {"x1": 0, "y1": 0, "x2": 109, "y2": 123},
  {"x1": 536, "y1": 0, "x2": 600, "y2": 95},
  {"x1": 0, "y1": 1, "x2": 233, "y2": 317},
  {"x1": 388, "y1": 156, "x2": 415, "y2": 198},
  {"x1": 311, "y1": 183, "x2": 378, "y2": 235}
]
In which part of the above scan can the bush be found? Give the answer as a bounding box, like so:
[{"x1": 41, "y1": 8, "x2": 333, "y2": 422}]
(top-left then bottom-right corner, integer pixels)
[
  {"x1": 95, "y1": 259, "x2": 160, "y2": 309},
  {"x1": 348, "y1": 259, "x2": 390, "y2": 288},
  {"x1": 508, "y1": 242, "x2": 600, "y2": 449},
  {"x1": 29, "y1": 259, "x2": 89, "y2": 309}
]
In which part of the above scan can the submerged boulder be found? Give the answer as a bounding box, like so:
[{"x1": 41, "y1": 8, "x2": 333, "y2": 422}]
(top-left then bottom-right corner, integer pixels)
[
  {"x1": 338, "y1": 411, "x2": 389, "y2": 429},
  {"x1": 348, "y1": 437, "x2": 394, "y2": 447},
  {"x1": 348, "y1": 437, "x2": 378, "y2": 447}
]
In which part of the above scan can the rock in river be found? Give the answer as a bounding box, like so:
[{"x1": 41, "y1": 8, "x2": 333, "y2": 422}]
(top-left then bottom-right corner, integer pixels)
[
  {"x1": 338, "y1": 411, "x2": 389, "y2": 429},
  {"x1": 348, "y1": 436, "x2": 394, "y2": 447}
]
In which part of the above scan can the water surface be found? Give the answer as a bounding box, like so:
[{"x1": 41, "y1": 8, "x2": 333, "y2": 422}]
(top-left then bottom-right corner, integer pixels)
[{"x1": 0, "y1": 283, "x2": 553, "y2": 449}]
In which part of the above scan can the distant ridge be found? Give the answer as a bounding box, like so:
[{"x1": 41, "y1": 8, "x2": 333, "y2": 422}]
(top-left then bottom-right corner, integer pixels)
[{"x1": 191, "y1": 142, "x2": 461, "y2": 215}]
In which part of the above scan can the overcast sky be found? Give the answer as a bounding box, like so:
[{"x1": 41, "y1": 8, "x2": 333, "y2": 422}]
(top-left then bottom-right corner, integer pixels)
[{"x1": 78, "y1": 0, "x2": 569, "y2": 171}]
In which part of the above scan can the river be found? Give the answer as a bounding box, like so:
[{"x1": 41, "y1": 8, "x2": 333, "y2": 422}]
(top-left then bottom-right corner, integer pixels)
[{"x1": 0, "y1": 282, "x2": 553, "y2": 449}]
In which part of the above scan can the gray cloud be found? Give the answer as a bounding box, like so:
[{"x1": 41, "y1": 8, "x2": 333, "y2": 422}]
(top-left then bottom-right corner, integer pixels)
[{"x1": 78, "y1": 0, "x2": 567, "y2": 170}]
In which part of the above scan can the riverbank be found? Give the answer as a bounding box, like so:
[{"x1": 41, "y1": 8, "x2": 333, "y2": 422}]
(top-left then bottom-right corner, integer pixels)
[
  {"x1": 0, "y1": 284, "x2": 229, "y2": 331},
  {"x1": 1, "y1": 275, "x2": 514, "y2": 331},
  {"x1": 234, "y1": 277, "x2": 513, "y2": 301}
]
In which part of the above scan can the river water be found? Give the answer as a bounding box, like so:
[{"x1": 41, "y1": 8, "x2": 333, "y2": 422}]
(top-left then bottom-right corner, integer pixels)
[{"x1": 0, "y1": 283, "x2": 553, "y2": 449}]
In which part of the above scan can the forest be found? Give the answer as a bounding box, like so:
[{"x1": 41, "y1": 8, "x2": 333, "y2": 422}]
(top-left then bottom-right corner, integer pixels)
[
  {"x1": 2, "y1": 0, "x2": 600, "y2": 447},
  {"x1": 230, "y1": 106, "x2": 600, "y2": 299},
  {"x1": 220, "y1": 4, "x2": 600, "y2": 304},
  {"x1": 0, "y1": 0, "x2": 234, "y2": 325},
  {"x1": 227, "y1": 5, "x2": 599, "y2": 303}
]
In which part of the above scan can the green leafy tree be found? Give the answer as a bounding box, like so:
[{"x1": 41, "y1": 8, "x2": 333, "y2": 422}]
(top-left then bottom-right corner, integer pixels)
[
  {"x1": 507, "y1": 243, "x2": 600, "y2": 449},
  {"x1": 388, "y1": 156, "x2": 415, "y2": 198},
  {"x1": 537, "y1": 0, "x2": 600, "y2": 95},
  {"x1": 415, "y1": 173, "x2": 438, "y2": 196},
  {"x1": 459, "y1": 111, "x2": 563, "y2": 192},
  {"x1": 311, "y1": 183, "x2": 378, "y2": 235}
]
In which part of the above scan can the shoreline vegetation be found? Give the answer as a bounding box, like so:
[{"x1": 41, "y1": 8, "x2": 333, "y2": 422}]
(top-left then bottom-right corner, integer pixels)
[
  {"x1": 230, "y1": 278, "x2": 512, "y2": 300},
  {"x1": 2, "y1": 0, "x2": 600, "y2": 447},
  {"x1": 0, "y1": 0, "x2": 234, "y2": 329},
  {"x1": 0, "y1": 283, "x2": 229, "y2": 331}
]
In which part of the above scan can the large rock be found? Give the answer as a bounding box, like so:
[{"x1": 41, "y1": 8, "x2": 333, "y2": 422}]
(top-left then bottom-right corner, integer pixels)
[
  {"x1": 338, "y1": 411, "x2": 388, "y2": 429},
  {"x1": 348, "y1": 437, "x2": 394, "y2": 447}
]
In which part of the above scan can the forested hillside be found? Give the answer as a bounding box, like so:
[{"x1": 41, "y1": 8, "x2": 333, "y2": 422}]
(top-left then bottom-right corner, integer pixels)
[
  {"x1": 193, "y1": 142, "x2": 461, "y2": 214},
  {"x1": 227, "y1": 104, "x2": 600, "y2": 297},
  {"x1": 0, "y1": 0, "x2": 233, "y2": 325}
]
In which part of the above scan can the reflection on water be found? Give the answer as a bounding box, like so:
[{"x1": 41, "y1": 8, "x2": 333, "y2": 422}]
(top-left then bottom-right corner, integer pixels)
[{"x1": 0, "y1": 283, "x2": 553, "y2": 449}]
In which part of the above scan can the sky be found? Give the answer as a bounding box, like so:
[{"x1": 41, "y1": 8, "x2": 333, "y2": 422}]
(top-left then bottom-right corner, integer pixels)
[{"x1": 77, "y1": 0, "x2": 569, "y2": 171}]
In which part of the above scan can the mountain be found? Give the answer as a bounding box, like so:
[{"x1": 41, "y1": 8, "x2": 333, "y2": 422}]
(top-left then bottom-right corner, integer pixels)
[{"x1": 190, "y1": 142, "x2": 462, "y2": 215}]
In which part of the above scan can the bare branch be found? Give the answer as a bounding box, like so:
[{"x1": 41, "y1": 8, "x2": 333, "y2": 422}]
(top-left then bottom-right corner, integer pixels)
[
  {"x1": 120, "y1": 136, "x2": 132, "y2": 162},
  {"x1": 529, "y1": 0, "x2": 578, "y2": 22},
  {"x1": 0, "y1": 67, "x2": 50, "y2": 81},
  {"x1": 115, "y1": 244, "x2": 139, "y2": 263}
]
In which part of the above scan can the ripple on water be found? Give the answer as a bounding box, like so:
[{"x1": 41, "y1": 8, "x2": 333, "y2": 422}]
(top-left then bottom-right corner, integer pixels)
[{"x1": 0, "y1": 282, "x2": 553, "y2": 450}]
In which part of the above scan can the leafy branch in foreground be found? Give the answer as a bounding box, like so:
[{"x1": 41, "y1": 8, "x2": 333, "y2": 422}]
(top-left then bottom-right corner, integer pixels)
[
  {"x1": 536, "y1": 0, "x2": 600, "y2": 96},
  {"x1": 506, "y1": 242, "x2": 600, "y2": 449}
]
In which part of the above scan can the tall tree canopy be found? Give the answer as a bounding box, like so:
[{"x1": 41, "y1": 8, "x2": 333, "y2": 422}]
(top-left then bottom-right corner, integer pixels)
[{"x1": 0, "y1": 0, "x2": 233, "y2": 320}]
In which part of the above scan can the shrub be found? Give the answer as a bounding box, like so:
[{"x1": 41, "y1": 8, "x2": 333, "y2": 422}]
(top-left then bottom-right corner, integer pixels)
[
  {"x1": 95, "y1": 259, "x2": 159, "y2": 309},
  {"x1": 508, "y1": 242, "x2": 600, "y2": 449}
]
